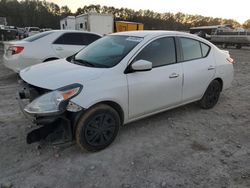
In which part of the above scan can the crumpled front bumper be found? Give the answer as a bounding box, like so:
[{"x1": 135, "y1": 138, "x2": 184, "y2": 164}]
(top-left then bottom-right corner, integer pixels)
[{"x1": 17, "y1": 79, "x2": 74, "y2": 144}]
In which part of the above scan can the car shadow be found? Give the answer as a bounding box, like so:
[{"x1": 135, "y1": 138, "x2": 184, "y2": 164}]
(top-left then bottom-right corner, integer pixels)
[{"x1": 121, "y1": 102, "x2": 200, "y2": 133}]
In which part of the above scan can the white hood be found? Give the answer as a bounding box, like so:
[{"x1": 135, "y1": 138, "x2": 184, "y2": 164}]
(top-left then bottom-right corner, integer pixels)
[{"x1": 20, "y1": 59, "x2": 104, "y2": 90}]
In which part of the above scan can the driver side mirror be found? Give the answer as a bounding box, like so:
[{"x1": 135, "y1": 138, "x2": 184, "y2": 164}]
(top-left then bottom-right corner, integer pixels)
[{"x1": 130, "y1": 60, "x2": 152, "y2": 72}]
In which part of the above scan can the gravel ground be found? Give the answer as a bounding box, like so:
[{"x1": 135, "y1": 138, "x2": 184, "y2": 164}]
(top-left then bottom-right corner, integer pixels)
[{"x1": 0, "y1": 44, "x2": 249, "y2": 188}]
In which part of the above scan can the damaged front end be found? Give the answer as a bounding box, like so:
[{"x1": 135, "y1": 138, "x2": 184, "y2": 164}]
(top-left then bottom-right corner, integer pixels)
[{"x1": 17, "y1": 79, "x2": 83, "y2": 145}]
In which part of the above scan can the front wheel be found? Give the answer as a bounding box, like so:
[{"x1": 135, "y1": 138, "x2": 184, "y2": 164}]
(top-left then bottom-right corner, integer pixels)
[
  {"x1": 199, "y1": 80, "x2": 221, "y2": 109},
  {"x1": 75, "y1": 104, "x2": 120, "y2": 152}
]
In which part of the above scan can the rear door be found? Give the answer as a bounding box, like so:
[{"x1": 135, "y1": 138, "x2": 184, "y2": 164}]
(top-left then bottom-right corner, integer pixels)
[
  {"x1": 179, "y1": 37, "x2": 215, "y2": 102},
  {"x1": 52, "y1": 33, "x2": 101, "y2": 58}
]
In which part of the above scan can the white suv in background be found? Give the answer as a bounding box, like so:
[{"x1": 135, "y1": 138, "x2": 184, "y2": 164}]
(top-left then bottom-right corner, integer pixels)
[
  {"x1": 3, "y1": 30, "x2": 101, "y2": 72},
  {"x1": 18, "y1": 31, "x2": 234, "y2": 152},
  {"x1": 24, "y1": 27, "x2": 40, "y2": 37}
]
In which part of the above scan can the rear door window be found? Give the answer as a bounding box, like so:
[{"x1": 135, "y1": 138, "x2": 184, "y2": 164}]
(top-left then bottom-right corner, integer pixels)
[{"x1": 180, "y1": 38, "x2": 202, "y2": 61}]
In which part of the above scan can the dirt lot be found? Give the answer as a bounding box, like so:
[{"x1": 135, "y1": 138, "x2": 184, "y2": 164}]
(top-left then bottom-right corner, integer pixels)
[{"x1": 0, "y1": 43, "x2": 249, "y2": 188}]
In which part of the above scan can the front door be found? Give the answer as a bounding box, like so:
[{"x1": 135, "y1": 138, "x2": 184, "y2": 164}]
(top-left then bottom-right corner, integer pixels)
[{"x1": 127, "y1": 37, "x2": 183, "y2": 119}]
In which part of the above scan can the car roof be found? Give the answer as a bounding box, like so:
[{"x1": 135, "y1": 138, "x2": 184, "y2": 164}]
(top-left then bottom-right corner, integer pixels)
[
  {"x1": 111, "y1": 30, "x2": 186, "y2": 37},
  {"x1": 111, "y1": 30, "x2": 214, "y2": 45},
  {"x1": 51, "y1": 30, "x2": 102, "y2": 36},
  {"x1": 112, "y1": 30, "x2": 206, "y2": 39}
]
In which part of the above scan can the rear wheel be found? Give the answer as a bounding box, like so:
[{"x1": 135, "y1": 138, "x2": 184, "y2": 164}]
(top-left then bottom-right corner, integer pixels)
[
  {"x1": 199, "y1": 80, "x2": 221, "y2": 109},
  {"x1": 75, "y1": 104, "x2": 120, "y2": 152}
]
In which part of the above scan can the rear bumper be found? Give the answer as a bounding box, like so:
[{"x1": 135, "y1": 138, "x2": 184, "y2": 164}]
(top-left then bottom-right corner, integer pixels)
[
  {"x1": 220, "y1": 64, "x2": 234, "y2": 90},
  {"x1": 3, "y1": 54, "x2": 42, "y2": 73},
  {"x1": 3, "y1": 55, "x2": 21, "y2": 73}
]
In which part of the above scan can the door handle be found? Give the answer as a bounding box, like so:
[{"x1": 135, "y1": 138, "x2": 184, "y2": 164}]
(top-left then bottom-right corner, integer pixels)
[
  {"x1": 208, "y1": 65, "x2": 215, "y2": 70},
  {"x1": 169, "y1": 73, "x2": 179, "y2": 78}
]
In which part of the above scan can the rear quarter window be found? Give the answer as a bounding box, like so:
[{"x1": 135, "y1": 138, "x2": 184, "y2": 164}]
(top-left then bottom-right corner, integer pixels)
[{"x1": 201, "y1": 42, "x2": 210, "y2": 57}]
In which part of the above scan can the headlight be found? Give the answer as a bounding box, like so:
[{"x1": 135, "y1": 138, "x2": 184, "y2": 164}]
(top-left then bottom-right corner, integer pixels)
[{"x1": 24, "y1": 84, "x2": 82, "y2": 115}]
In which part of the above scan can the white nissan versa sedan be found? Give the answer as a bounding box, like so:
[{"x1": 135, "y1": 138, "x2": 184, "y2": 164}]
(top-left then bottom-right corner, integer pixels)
[{"x1": 18, "y1": 31, "x2": 234, "y2": 151}]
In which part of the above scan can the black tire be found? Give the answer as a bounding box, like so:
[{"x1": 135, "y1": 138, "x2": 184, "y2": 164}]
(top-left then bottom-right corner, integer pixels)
[
  {"x1": 75, "y1": 104, "x2": 120, "y2": 152},
  {"x1": 199, "y1": 80, "x2": 221, "y2": 109}
]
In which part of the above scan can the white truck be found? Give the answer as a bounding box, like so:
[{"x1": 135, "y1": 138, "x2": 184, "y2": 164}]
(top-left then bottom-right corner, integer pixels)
[
  {"x1": 60, "y1": 16, "x2": 76, "y2": 30},
  {"x1": 60, "y1": 13, "x2": 114, "y2": 35},
  {"x1": 76, "y1": 13, "x2": 113, "y2": 35}
]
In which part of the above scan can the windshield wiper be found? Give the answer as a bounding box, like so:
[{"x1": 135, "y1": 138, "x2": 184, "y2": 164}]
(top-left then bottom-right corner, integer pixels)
[{"x1": 72, "y1": 58, "x2": 96, "y2": 67}]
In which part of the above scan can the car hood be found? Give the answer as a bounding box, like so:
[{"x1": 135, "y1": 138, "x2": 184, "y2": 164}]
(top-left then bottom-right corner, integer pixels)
[{"x1": 20, "y1": 59, "x2": 105, "y2": 90}]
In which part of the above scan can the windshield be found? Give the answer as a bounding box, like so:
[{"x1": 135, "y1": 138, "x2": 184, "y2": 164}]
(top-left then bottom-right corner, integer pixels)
[{"x1": 72, "y1": 35, "x2": 143, "y2": 68}]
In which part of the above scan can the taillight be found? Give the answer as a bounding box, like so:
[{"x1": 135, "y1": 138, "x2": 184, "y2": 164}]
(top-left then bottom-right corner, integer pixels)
[
  {"x1": 226, "y1": 57, "x2": 235, "y2": 64},
  {"x1": 7, "y1": 46, "x2": 24, "y2": 55}
]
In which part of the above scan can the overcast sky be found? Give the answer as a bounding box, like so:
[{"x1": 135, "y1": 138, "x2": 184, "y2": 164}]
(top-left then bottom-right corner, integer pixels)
[{"x1": 47, "y1": 0, "x2": 249, "y2": 23}]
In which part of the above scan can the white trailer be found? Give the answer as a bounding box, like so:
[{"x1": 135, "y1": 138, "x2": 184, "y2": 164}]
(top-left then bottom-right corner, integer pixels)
[
  {"x1": 60, "y1": 16, "x2": 76, "y2": 30},
  {"x1": 75, "y1": 13, "x2": 113, "y2": 35}
]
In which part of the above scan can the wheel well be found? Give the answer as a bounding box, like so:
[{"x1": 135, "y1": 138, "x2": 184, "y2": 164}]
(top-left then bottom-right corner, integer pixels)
[
  {"x1": 70, "y1": 101, "x2": 124, "y2": 136},
  {"x1": 98, "y1": 101, "x2": 124, "y2": 124},
  {"x1": 214, "y1": 78, "x2": 223, "y2": 91},
  {"x1": 43, "y1": 57, "x2": 59, "y2": 62}
]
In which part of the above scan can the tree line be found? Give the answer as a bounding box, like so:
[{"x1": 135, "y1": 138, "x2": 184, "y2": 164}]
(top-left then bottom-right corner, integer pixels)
[{"x1": 0, "y1": 0, "x2": 249, "y2": 30}]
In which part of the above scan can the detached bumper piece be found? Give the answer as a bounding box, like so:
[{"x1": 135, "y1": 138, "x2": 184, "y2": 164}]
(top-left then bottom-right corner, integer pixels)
[{"x1": 27, "y1": 116, "x2": 73, "y2": 145}]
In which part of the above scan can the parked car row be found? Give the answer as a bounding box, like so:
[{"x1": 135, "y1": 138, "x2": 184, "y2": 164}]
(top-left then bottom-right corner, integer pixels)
[
  {"x1": 3, "y1": 30, "x2": 101, "y2": 72},
  {"x1": 3, "y1": 30, "x2": 234, "y2": 152},
  {"x1": 23, "y1": 27, "x2": 40, "y2": 38},
  {"x1": 0, "y1": 26, "x2": 18, "y2": 41},
  {"x1": 0, "y1": 26, "x2": 53, "y2": 40}
]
